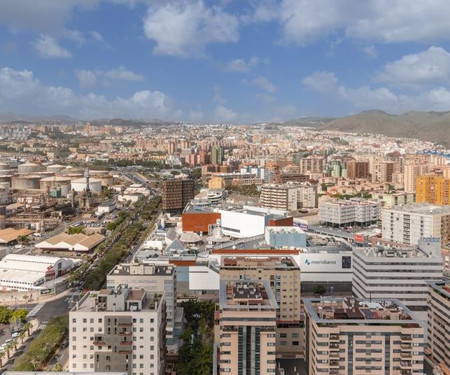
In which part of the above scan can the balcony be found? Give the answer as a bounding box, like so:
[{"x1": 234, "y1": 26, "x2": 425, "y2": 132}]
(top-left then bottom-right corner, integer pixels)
[
  {"x1": 401, "y1": 335, "x2": 412, "y2": 341},
  {"x1": 400, "y1": 361, "x2": 412, "y2": 368},
  {"x1": 118, "y1": 331, "x2": 132, "y2": 336},
  {"x1": 330, "y1": 334, "x2": 339, "y2": 341},
  {"x1": 330, "y1": 370, "x2": 340, "y2": 375},
  {"x1": 118, "y1": 322, "x2": 132, "y2": 326},
  {"x1": 401, "y1": 351, "x2": 412, "y2": 359},
  {"x1": 400, "y1": 370, "x2": 412, "y2": 375},
  {"x1": 329, "y1": 343, "x2": 339, "y2": 350},
  {"x1": 118, "y1": 350, "x2": 132, "y2": 355},
  {"x1": 93, "y1": 341, "x2": 105, "y2": 346},
  {"x1": 330, "y1": 360, "x2": 339, "y2": 367},
  {"x1": 400, "y1": 343, "x2": 412, "y2": 350},
  {"x1": 330, "y1": 352, "x2": 339, "y2": 358},
  {"x1": 120, "y1": 341, "x2": 132, "y2": 345}
]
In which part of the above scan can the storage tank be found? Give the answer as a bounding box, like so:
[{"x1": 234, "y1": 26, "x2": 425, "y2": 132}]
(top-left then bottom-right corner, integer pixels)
[
  {"x1": 71, "y1": 178, "x2": 102, "y2": 195},
  {"x1": 90, "y1": 170, "x2": 113, "y2": 187},
  {"x1": 40, "y1": 176, "x2": 71, "y2": 193},
  {"x1": 47, "y1": 164, "x2": 66, "y2": 173},
  {"x1": 12, "y1": 175, "x2": 41, "y2": 190},
  {"x1": 18, "y1": 162, "x2": 45, "y2": 175}
]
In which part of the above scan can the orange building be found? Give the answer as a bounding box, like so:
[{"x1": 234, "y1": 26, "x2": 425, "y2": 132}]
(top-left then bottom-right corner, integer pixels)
[
  {"x1": 182, "y1": 212, "x2": 221, "y2": 233},
  {"x1": 416, "y1": 174, "x2": 450, "y2": 205}
]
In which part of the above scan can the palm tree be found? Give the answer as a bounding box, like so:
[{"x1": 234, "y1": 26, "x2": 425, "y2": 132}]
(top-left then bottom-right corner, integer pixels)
[
  {"x1": 19, "y1": 330, "x2": 26, "y2": 344},
  {"x1": 0, "y1": 350, "x2": 5, "y2": 367},
  {"x1": 5, "y1": 342, "x2": 12, "y2": 359},
  {"x1": 23, "y1": 322, "x2": 32, "y2": 336},
  {"x1": 12, "y1": 338, "x2": 18, "y2": 351}
]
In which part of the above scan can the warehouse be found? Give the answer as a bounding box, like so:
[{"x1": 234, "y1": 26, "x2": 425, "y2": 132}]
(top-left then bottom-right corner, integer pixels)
[
  {"x1": 0, "y1": 254, "x2": 79, "y2": 291},
  {"x1": 36, "y1": 233, "x2": 105, "y2": 253}
]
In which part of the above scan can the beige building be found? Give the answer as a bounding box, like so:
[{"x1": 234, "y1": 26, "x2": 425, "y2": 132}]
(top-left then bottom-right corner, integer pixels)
[
  {"x1": 107, "y1": 263, "x2": 177, "y2": 345},
  {"x1": 220, "y1": 256, "x2": 302, "y2": 358},
  {"x1": 260, "y1": 183, "x2": 298, "y2": 211},
  {"x1": 304, "y1": 298, "x2": 425, "y2": 375},
  {"x1": 69, "y1": 286, "x2": 166, "y2": 375},
  {"x1": 299, "y1": 156, "x2": 325, "y2": 175},
  {"x1": 215, "y1": 280, "x2": 277, "y2": 375},
  {"x1": 427, "y1": 280, "x2": 450, "y2": 374},
  {"x1": 404, "y1": 163, "x2": 429, "y2": 193}
]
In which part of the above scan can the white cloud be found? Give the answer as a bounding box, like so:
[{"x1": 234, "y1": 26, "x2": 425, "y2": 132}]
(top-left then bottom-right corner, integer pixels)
[
  {"x1": 0, "y1": 67, "x2": 178, "y2": 120},
  {"x1": 76, "y1": 70, "x2": 98, "y2": 89},
  {"x1": 33, "y1": 35, "x2": 72, "y2": 59},
  {"x1": 251, "y1": 0, "x2": 450, "y2": 45},
  {"x1": 363, "y1": 45, "x2": 378, "y2": 58},
  {"x1": 302, "y1": 70, "x2": 450, "y2": 113},
  {"x1": 214, "y1": 105, "x2": 238, "y2": 122},
  {"x1": 76, "y1": 66, "x2": 144, "y2": 88},
  {"x1": 223, "y1": 56, "x2": 259, "y2": 72},
  {"x1": 376, "y1": 46, "x2": 450, "y2": 87},
  {"x1": 143, "y1": 0, "x2": 239, "y2": 57},
  {"x1": 244, "y1": 75, "x2": 277, "y2": 93}
]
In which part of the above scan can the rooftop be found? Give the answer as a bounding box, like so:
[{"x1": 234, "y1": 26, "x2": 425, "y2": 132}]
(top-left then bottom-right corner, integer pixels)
[
  {"x1": 221, "y1": 256, "x2": 299, "y2": 269},
  {"x1": 109, "y1": 263, "x2": 175, "y2": 276},
  {"x1": 385, "y1": 203, "x2": 450, "y2": 215},
  {"x1": 304, "y1": 297, "x2": 421, "y2": 326},
  {"x1": 219, "y1": 280, "x2": 278, "y2": 311},
  {"x1": 428, "y1": 280, "x2": 450, "y2": 300}
]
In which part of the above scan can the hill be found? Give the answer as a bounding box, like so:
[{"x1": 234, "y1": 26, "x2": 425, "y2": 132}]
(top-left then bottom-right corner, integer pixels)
[{"x1": 316, "y1": 110, "x2": 450, "y2": 146}]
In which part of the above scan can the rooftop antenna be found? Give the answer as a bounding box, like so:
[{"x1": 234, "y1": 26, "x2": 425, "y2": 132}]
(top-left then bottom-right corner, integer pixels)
[{"x1": 85, "y1": 156, "x2": 90, "y2": 193}]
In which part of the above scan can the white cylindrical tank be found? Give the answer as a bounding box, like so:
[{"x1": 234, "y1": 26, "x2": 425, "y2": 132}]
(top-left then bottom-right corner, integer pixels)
[
  {"x1": 12, "y1": 175, "x2": 41, "y2": 190},
  {"x1": 71, "y1": 178, "x2": 102, "y2": 195},
  {"x1": 47, "y1": 164, "x2": 66, "y2": 173},
  {"x1": 18, "y1": 162, "x2": 45, "y2": 175}
]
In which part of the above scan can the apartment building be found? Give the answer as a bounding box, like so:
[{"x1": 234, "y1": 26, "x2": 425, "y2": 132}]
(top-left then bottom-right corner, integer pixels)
[
  {"x1": 215, "y1": 280, "x2": 277, "y2": 375},
  {"x1": 319, "y1": 198, "x2": 380, "y2": 226},
  {"x1": 220, "y1": 256, "x2": 302, "y2": 357},
  {"x1": 353, "y1": 242, "x2": 442, "y2": 312},
  {"x1": 346, "y1": 160, "x2": 369, "y2": 180},
  {"x1": 260, "y1": 183, "x2": 298, "y2": 211},
  {"x1": 416, "y1": 174, "x2": 450, "y2": 205},
  {"x1": 382, "y1": 203, "x2": 450, "y2": 245},
  {"x1": 304, "y1": 297, "x2": 425, "y2": 375},
  {"x1": 371, "y1": 160, "x2": 398, "y2": 183},
  {"x1": 107, "y1": 263, "x2": 177, "y2": 345},
  {"x1": 69, "y1": 286, "x2": 165, "y2": 375},
  {"x1": 161, "y1": 178, "x2": 194, "y2": 211},
  {"x1": 404, "y1": 163, "x2": 430, "y2": 193},
  {"x1": 299, "y1": 156, "x2": 325, "y2": 175},
  {"x1": 381, "y1": 192, "x2": 415, "y2": 208},
  {"x1": 297, "y1": 182, "x2": 318, "y2": 209},
  {"x1": 427, "y1": 280, "x2": 450, "y2": 374}
]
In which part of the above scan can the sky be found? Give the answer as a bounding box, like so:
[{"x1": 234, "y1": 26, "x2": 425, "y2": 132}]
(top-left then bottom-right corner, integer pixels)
[{"x1": 1, "y1": 0, "x2": 450, "y2": 123}]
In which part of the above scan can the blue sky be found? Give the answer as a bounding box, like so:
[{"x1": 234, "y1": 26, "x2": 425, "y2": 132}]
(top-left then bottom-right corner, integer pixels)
[{"x1": 1, "y1": 0, "x2": 450, "y2": 122}]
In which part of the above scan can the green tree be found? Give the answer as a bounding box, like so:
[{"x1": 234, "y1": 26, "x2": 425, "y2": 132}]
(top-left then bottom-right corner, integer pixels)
[
  {"x1": 0, "y1": 306, "x2": 12, "y2": 324},
  {"x1": 313, "y1": 285, "x2": 327, "y2": 296},
  {"x1": 11, "y1": 308, "x2": 28, "y2": 323},
  {"x1": 68, "y1": 226, "x2": 85, "y2": 235}
]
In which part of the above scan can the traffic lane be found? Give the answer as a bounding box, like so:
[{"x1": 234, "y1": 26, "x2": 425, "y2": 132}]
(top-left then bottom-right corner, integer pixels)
[
  {"x1": 0, "y1": 333, "x2": 35, "y2": 371},
  {"x1": 35, "y1": 295, "x2": 71, "y2": 322}
]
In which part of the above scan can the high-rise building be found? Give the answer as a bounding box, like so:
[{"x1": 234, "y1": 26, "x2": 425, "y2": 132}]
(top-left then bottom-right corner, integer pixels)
[
  {"x1": 404, "y1": 163, "x2": 429, "y2": 193},
  {"x1": 319, "y1": 198, "x2": 380, "y2": 227},
  {"x1": 220, "y1": 256, "x2": 302, "y2": 357},
  {"x1": 69, "y1": 286, "x2": 166, "y2": 375},
  {"x1": 297, "y1": 182, "x2": 318, "y2": 209},
  {"x1": 371, "y1": 160, "x2": 398, "y2": 183},
  {"x1": 265, "y1": 162, "x2": 281, "y2": 183},
  {"x1": 427, "y1": 280, "x2": 450, "y2": 374},
  {"x1": 162, "y1": 179, "x2": 195, "y2": 211},
  {"x1": 299, "y1": 156, "x2": 325, "y2": 175},
  {"x1": 211, "y1": 146, "x2": 224, "y2": 165},
  {"x1": 215, "y1": 280, "x2": 277, "y2": 375},
  {"x1": 353, "y1": 240, "x2": 442, "y2": 312},
  {"x1": 416, "y1": 174, "x2": 450, "y2": 205},
  {"x1": 382, "y1": 203, "x2": 450, "y2": 245},
  {"x1": 107, "y1": 263, "x2": 177, "y2": 345},
  {"x1": 260, "y1": 183, "x2": 298, "y2": 211},
  {"x1": 304, "y1": 297, "x2": 425, "y2": 375},
  {"x1": 346, "y1": 160, "x2": 369, "y2": 180}
]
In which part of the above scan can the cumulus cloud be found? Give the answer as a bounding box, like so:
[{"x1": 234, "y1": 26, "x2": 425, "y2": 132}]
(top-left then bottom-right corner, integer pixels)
[
  {"x1": 143, "y1": 0, "x2": 239, "y2": 57},
  {"x1": 33, "y1": 35, "x2": 72, "y2": 59},
  {"x1": 0, "y1": 67, "x2": 178, "y2": 120},
  {"x1": 250, "y1": 0, "x2": 450, "y2": 45},
  {"x1": 214, "y1": 105, "x2": 238, "y2": 122},
  {"x1": 223, "y1": 56, "x2": 259, "y2": 72},
  {"x1": 244, "y1": 75, "x2": 277, "y2": 93},
  {"x1": 376, "y1": 46, "x2": 450, "y2": 87},
  {"x1": 302, "y1": 70, "x2": 450, "y2": 113},
  {"x1": 76, "y1": 66, "x2": 144, "y2": 88},
  {"x1": 363, "y1": 45, "x2": 378, "y2": 58}
]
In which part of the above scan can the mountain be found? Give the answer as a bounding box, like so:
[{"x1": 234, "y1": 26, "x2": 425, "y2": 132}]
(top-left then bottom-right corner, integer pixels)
[
  {"x1": 0, "y1": 111, "x2": 76, "y2": 124},
  {"x1": 316, "y1": 110, "x2": 450, "y2": 146}
]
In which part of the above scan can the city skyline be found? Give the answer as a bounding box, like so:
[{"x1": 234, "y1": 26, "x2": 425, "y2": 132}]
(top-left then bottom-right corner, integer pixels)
[{"x1": 1, "y1": 0, "x2": 450, "y2": 122}]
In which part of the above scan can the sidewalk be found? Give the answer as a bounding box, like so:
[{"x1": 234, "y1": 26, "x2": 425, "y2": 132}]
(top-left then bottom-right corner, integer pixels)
[{"x1": 0, "y1": 288, "x2": 73, "y2": 307}]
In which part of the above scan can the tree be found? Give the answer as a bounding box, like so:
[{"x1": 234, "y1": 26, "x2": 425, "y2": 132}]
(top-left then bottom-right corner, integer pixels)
[
  {"x1": 11, "y1": 308, "x2": 28, "y2": 323},
  {"x1": 0, "y1": 350, "x2": 5, "y2": 367},
  {"x1": 313, "y1": 285, "x2": 327, "y2": 296},
  {"x1": 52, "y1": 362, "x2": 63, "y2": 371},
  {"x1": 19, "y1": 330, "x2": 26, "y2": 344},
  {"x1": 5, "y1": 342, "x2": 12, "y2": 359},
  {"x1": 23, "y1": 322, "x2": 32, "y2": 336},
  {"x1": 68, "y1": 226, "x2": 84, "y2": 235},
  {"x1": 17, "y1": 235, "x2": 30, "y2": 244}
]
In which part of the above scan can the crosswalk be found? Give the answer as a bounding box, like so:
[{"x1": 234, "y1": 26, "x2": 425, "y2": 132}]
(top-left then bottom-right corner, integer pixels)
[{"x1": 28, "y1": 302, "x2": 45, "y2": 318}]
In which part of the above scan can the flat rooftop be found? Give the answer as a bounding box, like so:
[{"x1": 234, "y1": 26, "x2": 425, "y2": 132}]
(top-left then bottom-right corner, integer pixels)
[
  {"x1": 221, "y1": 256, "x2": 299, "y2": 269},
  {"x1": 219, "y1": 280, "x2": 278, "y2": 311},
  {"x1": 386, "y1": 203, "x2": 450, "y2": 215},
  {"x1": 109, "y1": 263, "x2": 175, "y2": 276},
  {"x1": 303, "y1": 298, "x2": 421, "y2": 326},
  {"x1": 428, "y1": 280, "x2": 450, "y2": 300}
]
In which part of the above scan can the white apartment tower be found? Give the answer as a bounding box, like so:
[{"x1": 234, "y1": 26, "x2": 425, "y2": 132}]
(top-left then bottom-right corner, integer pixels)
[
  {"x1": 69, "y1": 286, "x2": 165, "y2": 375},
  {"x1": 382, "y1": 203, "x2": 450, "y2": 246}
]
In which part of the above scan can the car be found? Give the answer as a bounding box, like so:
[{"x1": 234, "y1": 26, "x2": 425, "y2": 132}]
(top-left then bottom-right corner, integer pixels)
[{"x1": 11, "y1": 332, "x2": 19, "y2": 339}]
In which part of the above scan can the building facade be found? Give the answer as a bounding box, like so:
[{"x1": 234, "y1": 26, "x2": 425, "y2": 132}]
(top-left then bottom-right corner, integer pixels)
[
  {"x1": 319, "y1": 198, "x2": 380, "y2": 226},
  {"x1": 69, "y1": 286, "x2": 165, "y2": 375},
  {"x1": 215, "y1": 280, "x2": 277, "y2": 375},
  {"x1": 161, "y1": 179, "x2": 195, "y2": 211},
  {"x1": 416, "y1": 174, "x2": 450, "y2": 206},
  {"x1": 382, "y1": 204, "x2": 450, "y2": 246},
  {"x1": 260, "y1": 184, "x2": 298, "y2": 211},
  {"x1": 427, "y1": 280, "x2": 450, "y2": 374},
  {"x1": 304, "y1": 297, "x2": 425, "y2": 375}
]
